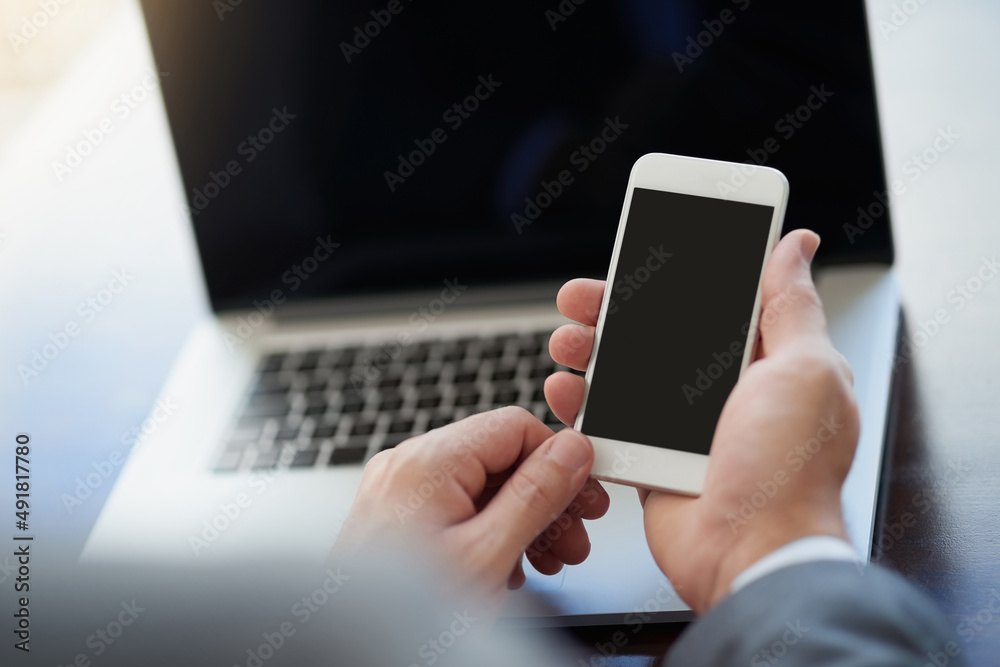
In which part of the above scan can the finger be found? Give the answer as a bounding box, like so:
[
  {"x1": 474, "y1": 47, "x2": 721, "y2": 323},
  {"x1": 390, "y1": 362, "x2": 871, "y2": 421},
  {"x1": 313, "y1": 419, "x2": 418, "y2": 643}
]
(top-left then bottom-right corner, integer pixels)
[
  {"x1": 544, "y1": 372, "x2": 586, "y2": 426},
  {"x1": 556, "y1": 279, "x2": 606, "y2": 326},
  {"x1": 834, "y1": 350, "x2": 854, "y2": 387},
  {"x1": 396, "y1": 406, "x2": 555, "y2": 506},
  {"x1": 549, "y1": 323, "x2": 595, "y2": 370},
  {"x1": 525, "y1": 546, "x2": 565, "y2": 576},
  {"x1": 642, "y1": 491, "x2": 697, "y2": 574},
  {"x1": 533, "y1": 511, "x2": 592, "y2": 566},
  {"x1": 569, "y1": 478, "x2": 610, "y2": 520},
  {"x1": 473, "y1": 429, "x2": 594, "y2": 570},
  {"x1": 758, "y1": 230, "x2": 829, "y2": 357},
  {"x1": 507, "y1": 557, "x2": 526, "y2": 590}
]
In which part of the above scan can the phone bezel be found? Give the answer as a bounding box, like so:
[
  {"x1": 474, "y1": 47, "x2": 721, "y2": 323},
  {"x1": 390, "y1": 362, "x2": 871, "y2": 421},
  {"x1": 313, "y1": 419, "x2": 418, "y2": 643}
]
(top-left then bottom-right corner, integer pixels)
[{"x1": 574, "y1": 152, "x2": 789, "y2": 496}]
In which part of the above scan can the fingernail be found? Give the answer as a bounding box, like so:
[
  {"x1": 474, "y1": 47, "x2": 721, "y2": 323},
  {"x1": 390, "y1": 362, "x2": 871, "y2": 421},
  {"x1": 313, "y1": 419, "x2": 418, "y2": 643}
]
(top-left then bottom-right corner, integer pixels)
[
  {"x1": 547, "y1": 430, "x2": 590, "y2": 471},
  {"x1": 802, "y1": 231, "x2": 821, "y2": 263}
]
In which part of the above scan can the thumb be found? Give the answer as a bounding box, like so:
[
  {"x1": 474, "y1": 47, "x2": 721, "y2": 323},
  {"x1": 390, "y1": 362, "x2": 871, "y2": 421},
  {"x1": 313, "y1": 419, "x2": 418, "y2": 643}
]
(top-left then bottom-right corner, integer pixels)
[
  {"x1": 474, "y1": 430, "x2": 594, "y2": 569},
  {"x1": 758, "y1": 229, "x2": 828, "y2": 357}
]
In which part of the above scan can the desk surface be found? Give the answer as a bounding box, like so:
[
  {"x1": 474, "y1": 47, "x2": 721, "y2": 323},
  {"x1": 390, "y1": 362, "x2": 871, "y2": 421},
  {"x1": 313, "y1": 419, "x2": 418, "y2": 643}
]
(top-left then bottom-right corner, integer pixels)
[{"x1": 1, "y1": 1, "x2": 998, "y2": 666}]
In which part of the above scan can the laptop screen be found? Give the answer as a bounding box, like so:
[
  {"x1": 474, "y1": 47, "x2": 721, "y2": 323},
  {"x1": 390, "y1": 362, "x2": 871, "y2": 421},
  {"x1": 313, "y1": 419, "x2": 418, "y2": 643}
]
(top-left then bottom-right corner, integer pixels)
[{"x1": 140, "y1": 0, "x2": 893, "y2": 312}]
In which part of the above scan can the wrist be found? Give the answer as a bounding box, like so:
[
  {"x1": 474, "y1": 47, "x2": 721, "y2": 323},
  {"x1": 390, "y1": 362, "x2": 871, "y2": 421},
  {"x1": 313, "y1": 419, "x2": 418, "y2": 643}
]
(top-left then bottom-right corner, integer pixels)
[{"x1": 702, "y1": 514, "x2": 849, "y2": 613}]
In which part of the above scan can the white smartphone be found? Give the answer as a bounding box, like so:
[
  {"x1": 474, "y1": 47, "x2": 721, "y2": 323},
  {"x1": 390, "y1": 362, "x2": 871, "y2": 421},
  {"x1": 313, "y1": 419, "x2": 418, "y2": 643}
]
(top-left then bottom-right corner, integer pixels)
[{"x1": 574, "y1": 153, "x2": 788, "y2": 496}]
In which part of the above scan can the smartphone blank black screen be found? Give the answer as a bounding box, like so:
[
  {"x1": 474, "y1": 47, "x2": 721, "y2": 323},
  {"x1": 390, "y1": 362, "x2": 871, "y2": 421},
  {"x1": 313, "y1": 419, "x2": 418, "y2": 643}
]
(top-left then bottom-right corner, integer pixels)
[{"x1": 581, "y1": 187, "x2": 774, "y2": 456}]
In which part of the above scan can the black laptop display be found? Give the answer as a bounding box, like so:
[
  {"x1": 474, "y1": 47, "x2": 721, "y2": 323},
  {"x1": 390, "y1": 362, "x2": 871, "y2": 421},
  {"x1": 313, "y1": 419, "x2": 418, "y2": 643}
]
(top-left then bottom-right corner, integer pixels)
[{"x1": 140, "y1": 0, "x2": 893, "y2": 311}]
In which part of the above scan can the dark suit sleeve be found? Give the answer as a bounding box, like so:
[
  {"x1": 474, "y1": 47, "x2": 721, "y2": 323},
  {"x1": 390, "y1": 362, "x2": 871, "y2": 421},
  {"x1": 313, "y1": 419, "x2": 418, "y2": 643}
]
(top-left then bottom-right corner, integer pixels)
[{"x1": 664, "y1": 561, "x2": 968, "y2": 667}]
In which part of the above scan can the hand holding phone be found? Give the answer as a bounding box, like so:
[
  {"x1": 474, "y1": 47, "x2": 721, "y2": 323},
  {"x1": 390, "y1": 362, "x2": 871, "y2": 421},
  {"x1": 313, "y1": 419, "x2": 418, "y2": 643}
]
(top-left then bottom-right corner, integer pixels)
[
  {"x1": 548, "y1": 229, "x2": 861, "y2": 612},
  {"x1": 571, "y1": 153, "x2": 787, "y2": 495}
]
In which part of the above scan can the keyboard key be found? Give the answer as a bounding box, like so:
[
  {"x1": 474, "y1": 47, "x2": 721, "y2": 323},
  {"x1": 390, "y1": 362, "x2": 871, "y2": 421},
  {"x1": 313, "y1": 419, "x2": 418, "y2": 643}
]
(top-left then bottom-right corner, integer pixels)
[
  {"x1": 417, "y1": 394, "x2": 442, "y2": 409},
  {"x1": 313, "y1": 422, "x2": 339, "y2": 439},
  {"x1": 304, "y1": 438, "x2": 326, "y2": 451},
  {"x1": 290, "y1": 449, "x2": 319, "y2": 468},
  {"x1": 330, "y1": 446, "x2": 368, "y2": 465},
  {"x1": 454, "y1": 370, "x2": 478, "y2": 385},
  {"x1": 306, "y1": 376, "x2": 328, "y2": 393},
  {"x1": 530, "y1": 364, "x2": 556, "y2": 379},
  {"x1": 243, "y1": 398, "x2": 290, "y2": 419},
  {"x1": 379, "y1": 375, "x2": 403, "y2": 389},
  {"x1": 428, "y1": 415, "x2": 452, "y2": 430},
  {"x1": 406, "y1": 344, "x2": 431, "y2": 364},
  {"x1": 518, "y1": 341, "x2": 543, "y2": 357},
  {"x1": 214, "y1": 452, "x2": 242, "y2": 472},
  {"x1": 531, "y1": 387, "x2": 546, "y2": 402},
  {"x1": 253, "y1": 372, "x2": 291, "y2": 395},
  {"x1": 252, "y1": 449, "x2": 282, "y2": 469},
  {"x1": 260, "y1": 353, "x2": 286, "y2": 372},
  {"x1": 380, "y1": 394, "x2": 404, "y2": 411},
  {"x1": 298, "y1": 350, "x2": 323, "y2": 371},
  {"x1": 491, "y1": 366, "x2": 517, "y2": 382},
  {"x1": 227, "y1": 421, "x2": 263, "y2": 443},
  {"x1": 415, "y1": 373, "x2": 439, "y2": 386},
  {"x1": 380, "y1": 433, "x2": 411, "y2": 451},
  {"x1": 492, "y1": 386, "x2": 520, "y2": 404},
  {"x1": 481, "y1": 341, "x2": 506, "y2": 360},
  {"x1": 304, "y1": 401, "x2": 327, "y2": 416},
  {"x1": 341, "y1": 396, "x2": 365, "y2": 413},
  {"x1": 388, "y1": 418, "x2": 415, "y2": 434},
  {"x1": 455, "y1": 391, "x2": 480, "y2": 407},
  {"x1": 351, "y1": 419, "x2": 377, "y2": 436},
  {"x1": 274, "y1": 424, "x2": 300, "y2": 441}
]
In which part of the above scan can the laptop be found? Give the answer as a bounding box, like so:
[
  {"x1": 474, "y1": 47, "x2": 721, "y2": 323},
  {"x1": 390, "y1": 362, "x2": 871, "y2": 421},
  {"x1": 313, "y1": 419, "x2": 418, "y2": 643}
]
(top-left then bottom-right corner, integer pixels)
[{"x1": 83, "y1": 0, "x2": 900, "y2": 625}]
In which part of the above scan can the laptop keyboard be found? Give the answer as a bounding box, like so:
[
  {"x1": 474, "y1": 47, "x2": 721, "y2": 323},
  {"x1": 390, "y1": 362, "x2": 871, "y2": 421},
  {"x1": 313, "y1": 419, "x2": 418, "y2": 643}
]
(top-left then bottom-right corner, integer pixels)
[{"x1": 214, "y1": 329, "x2": 577, "y2": 472}]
